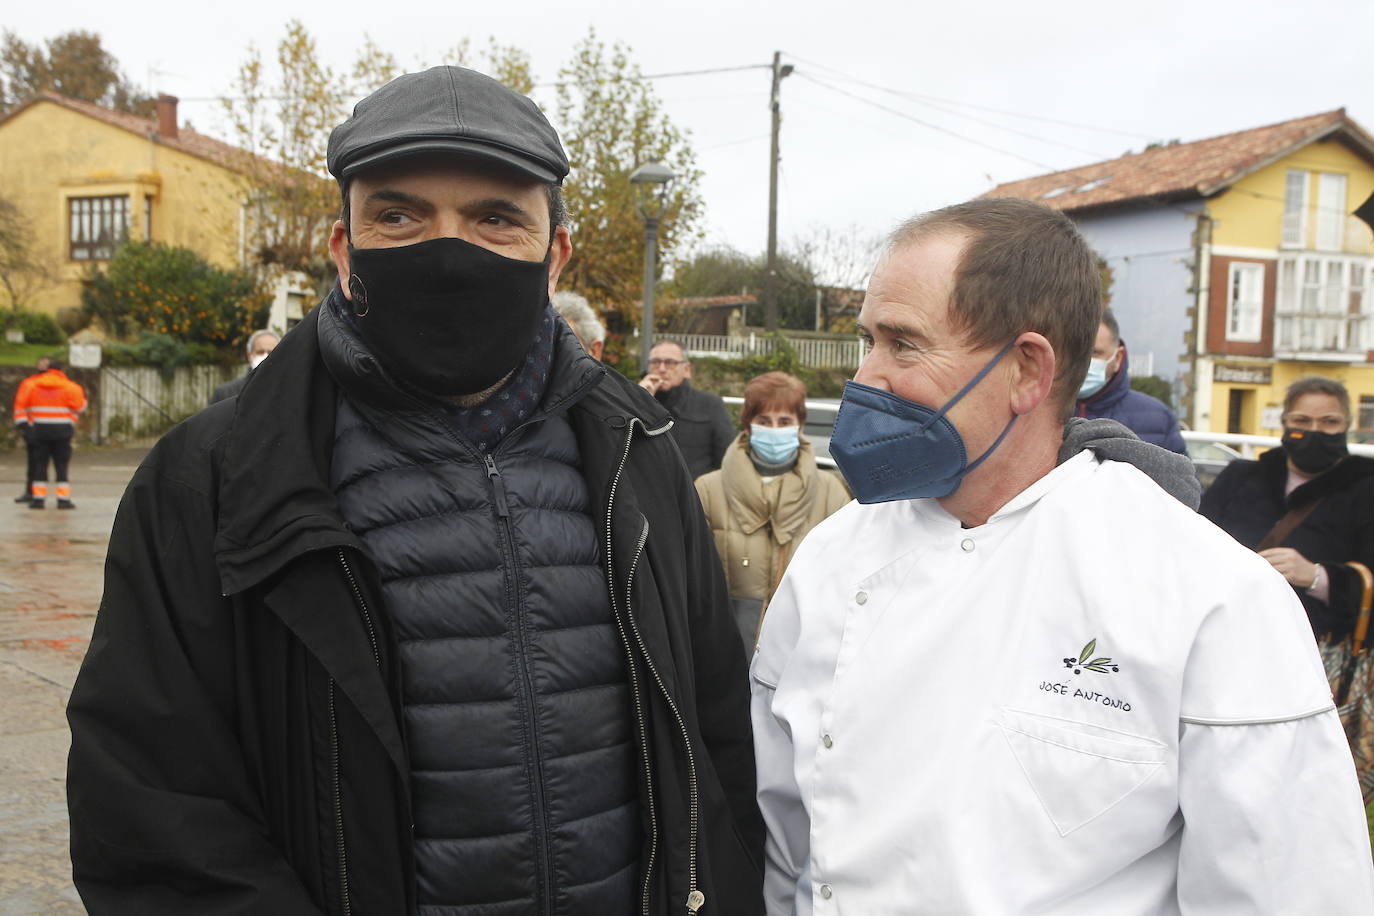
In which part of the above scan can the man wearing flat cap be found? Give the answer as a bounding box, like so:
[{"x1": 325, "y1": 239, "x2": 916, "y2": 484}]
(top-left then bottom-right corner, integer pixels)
[{"x1": 68, "y1": 67, "x2": 763, "y2": 916}]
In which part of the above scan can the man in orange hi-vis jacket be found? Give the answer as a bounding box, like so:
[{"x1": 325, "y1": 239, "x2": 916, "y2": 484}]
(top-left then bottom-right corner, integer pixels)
[
  {"x1": 13, "y1": 360, "x2": 86, "y2": 509},
  {"x1": 12, "y1": 356, "x2": 50, "y2": 502}
]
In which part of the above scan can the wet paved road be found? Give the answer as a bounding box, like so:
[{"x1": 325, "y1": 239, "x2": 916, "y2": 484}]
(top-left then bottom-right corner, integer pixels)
[{"x1": 0, "y1": 447, "x2": 146, "y2": 915}]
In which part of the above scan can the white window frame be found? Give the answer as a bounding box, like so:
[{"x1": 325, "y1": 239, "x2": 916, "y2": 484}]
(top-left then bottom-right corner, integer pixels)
[
  {"x1": 1316, "y1": 172, "x2": 1348, "y2": 251},
  {"x1": 1275, "y1": 253, "x2": 1374, "y2": 353},
  {"x1": 1282, "y1": 169, "x2": 1309, "y2": 248},
  {"x1": 68, "y1": 194, "x2": 130, "y2": 261},
  {"x1": 1226, "y1": 262, "x2": 1265, "y2": 343}
]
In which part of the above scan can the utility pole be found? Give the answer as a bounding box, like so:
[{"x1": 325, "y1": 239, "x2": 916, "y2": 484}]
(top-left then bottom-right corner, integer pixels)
[{"x1": 763, "y1": 51, "x2": 792, "y2": 332}]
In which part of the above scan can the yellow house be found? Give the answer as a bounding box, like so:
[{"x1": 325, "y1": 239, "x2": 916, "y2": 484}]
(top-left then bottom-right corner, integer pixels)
[
  {"x1": 986, "y1": 109, "x2": 1374, "y2": 437},
  {"x1": 0, "y1": 91, "x2": 252, "y2": 321}
]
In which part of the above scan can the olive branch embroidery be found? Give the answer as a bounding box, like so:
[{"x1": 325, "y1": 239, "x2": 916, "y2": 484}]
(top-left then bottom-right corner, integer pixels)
[{"x1": 1062, "y1": 638, "x2": 1120, "y2": 675}]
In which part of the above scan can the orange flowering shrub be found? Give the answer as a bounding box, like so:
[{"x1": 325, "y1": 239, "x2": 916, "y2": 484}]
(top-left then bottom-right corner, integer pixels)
[{"x1": 81, "y1": 241, "x2": 270, "y2": 351}]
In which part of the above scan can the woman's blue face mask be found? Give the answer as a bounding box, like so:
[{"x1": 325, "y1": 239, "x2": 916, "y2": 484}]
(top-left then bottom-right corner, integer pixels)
[{"x1": 750, "y1": 424, "x2": 801, "y2": 465}]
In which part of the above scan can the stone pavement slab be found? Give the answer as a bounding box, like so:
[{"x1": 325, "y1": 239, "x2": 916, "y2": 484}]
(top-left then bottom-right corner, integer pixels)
[{"x1": 0, "y1": 447, "x2": 146, "y2": 915}]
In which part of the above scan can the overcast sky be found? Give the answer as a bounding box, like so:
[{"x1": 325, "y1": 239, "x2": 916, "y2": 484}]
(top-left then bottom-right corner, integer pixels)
[{"x1": 10, "y1": 0, "x2": 1372, "y2": 283}]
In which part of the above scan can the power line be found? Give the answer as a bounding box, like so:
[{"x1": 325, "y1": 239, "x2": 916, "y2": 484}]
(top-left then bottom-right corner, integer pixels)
[
  {"x1": 171, "y1": 63, "x2": 773, "y2": 102},
  {"x1": 894, "y1": 94, "x2": 1113, "y2": 161},
  {"x1": 783, "y1": 51, "x2": 1155, "y2": 142},
  {"x1": 699, "y1": 133, "x2": 771, "y2": 152},
  {"x1": 659, "y1": 91, "x2": 764, "y2": 105},
  {"x1": 791, "y1": 71, "x2": 1206, "y2": 222},
  {"x1": 796, "y1": 72, "x2": 1062, "y2": 172},
  {"x1": 532, "y1": 62, "x2": 770, "y2": 89},
  {"x1": 788, "y1": 95, "x2": 921, "y2": 144},
  {"x1": 1227, "y1": 186, "x2": 1363, "y2": 218},
  {"x1": 1102, "y1": 248, "x2": 1194, "y2": 261},
  {"x1": 791, "y1": 78, "x2": 1351, "y2": 226},
  {"x1": 788, "y1": 68, "x2": 1091, "y2": 156}
]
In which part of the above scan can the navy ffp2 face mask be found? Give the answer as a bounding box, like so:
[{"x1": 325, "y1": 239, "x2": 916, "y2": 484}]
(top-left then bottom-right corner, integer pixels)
[{"x1": 830, "y1": 340, "x2": 1019, "y2": 503}]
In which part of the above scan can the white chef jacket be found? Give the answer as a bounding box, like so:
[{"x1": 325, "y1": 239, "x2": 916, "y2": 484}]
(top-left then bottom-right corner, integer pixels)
[{"x1": 752, "y1": 451, "x2": 1374, "y2": 915}]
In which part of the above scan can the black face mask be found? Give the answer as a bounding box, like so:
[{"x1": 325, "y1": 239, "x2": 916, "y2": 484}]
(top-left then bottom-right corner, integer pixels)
[
  {"x1": 346, "y1": 237, "x2": 550, "y2": 396},
  {"x1": 1281, "y1": 427, "x2": 1348, "y2": 474}
]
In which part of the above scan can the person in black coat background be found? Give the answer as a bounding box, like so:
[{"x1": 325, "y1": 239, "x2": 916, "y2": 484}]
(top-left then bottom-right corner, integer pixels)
[
  {"x1": 638, "y1": 339, "x2": 735, "y2": 479},
  {"x1": 1200, "y1": 376, "x2": 1374, "y2": 639},
  {"x1": 208, "y1": 329, "x2": 279, "y2": 404}
]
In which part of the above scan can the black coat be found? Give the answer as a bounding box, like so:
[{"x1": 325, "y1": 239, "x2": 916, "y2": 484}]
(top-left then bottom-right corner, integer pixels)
[
  {"x1": 209, "y1": 370, "x2": 250, "y2": 404},
  {"x1": 67, "y1": 301, "x2": 764, "y2": 915},
  {"x1": 656, "y1": 382, "x2": 735, "y2": 480},
  {"x1": 1200, "y1": 446, "x2": 1374, "y2": 638}
]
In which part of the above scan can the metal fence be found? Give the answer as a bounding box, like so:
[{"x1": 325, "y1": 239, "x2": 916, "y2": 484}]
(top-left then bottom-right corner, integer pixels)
[
  {"x1": 98, "y1": 365, "x2": 238, "y2": 447},
  {"x1": 1182, "y1": 430, "x2": 1374, "y2": 459},
  {"x1": 674, "y1": 333, "x2": 864, "y2": 369}
]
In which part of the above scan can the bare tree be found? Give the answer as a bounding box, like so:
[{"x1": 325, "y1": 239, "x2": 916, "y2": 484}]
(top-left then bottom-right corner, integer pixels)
[
  {"x1": 0, "y1": 194, "x2": 59, "y2": 311},
  {"x1": 786, "y1": 225, "x2": 882, "y2": 331},
  {"x1": 554, "y1": 29, "x2": 704, "y2": 334}
]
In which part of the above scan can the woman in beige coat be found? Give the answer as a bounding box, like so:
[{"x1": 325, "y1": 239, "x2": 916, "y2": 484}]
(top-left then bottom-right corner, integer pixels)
[{"x1": 695, "y1": 372, "x2": 850, "y2": 656}]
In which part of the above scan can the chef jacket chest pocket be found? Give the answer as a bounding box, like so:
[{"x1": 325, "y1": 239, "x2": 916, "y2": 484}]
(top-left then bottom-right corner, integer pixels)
[{"x1": 997, "y1": 707, "x2": 1167, "y2": 837}]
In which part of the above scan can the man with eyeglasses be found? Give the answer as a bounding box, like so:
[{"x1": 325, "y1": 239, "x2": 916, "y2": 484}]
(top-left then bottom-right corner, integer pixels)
[{"x1": 639, "y1": 339, "x2": 735, "y2": 478}]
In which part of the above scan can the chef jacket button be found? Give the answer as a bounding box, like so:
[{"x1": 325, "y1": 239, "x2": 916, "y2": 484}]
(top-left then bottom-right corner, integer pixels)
[
  {"x1": 819, "y1": 884, "x2": 833, "y2": 900},
  {"x1": 822, "y1": 733, "x2": 833, "y2": 748},
  {"x1": 856, "y1": 590, "x2": 869, "y2": 605},
  {"x1": 960, "y1": 537, "x2": 975, "y2": 552}
]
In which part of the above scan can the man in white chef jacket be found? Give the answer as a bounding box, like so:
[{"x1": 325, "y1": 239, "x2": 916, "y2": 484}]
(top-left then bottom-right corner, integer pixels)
[{"x1": 751, "y1": 197, "x2": 1374, "y2": 915}]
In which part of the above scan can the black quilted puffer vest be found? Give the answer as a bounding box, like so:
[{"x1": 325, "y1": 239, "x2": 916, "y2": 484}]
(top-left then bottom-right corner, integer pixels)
[{"x1": 321, "y1": 302, "x2": 640, "y2": 915}]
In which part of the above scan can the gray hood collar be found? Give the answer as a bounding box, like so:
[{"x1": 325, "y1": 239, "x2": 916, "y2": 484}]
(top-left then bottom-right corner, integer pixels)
[{"x1": 1059, "y1": 417, "x2": 1201, "y2": 509}]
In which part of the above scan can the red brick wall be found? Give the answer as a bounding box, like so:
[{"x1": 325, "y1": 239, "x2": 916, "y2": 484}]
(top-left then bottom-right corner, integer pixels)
[{"x1": 1208, "y1": 255, "x2": 1276, "y2": 357}]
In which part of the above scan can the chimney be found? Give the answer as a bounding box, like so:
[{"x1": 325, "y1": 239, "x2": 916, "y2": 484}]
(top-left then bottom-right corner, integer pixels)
[{"x1": 156, "y1": 94, "x2": 179, "y2": 140}]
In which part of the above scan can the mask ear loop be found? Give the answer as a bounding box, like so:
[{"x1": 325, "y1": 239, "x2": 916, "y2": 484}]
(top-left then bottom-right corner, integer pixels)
[
  {"x1": 918, "y1": 338, "x2": 1020, "y2": 432},
  {"x1": 957, "y1": 414, "x2": 1019, "y2": 480}
]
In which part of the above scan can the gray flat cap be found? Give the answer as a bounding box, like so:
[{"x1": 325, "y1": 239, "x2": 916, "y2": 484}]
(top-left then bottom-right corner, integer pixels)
[{"x1": 327, "y1": 66, "x2": 569, "y2": 184}]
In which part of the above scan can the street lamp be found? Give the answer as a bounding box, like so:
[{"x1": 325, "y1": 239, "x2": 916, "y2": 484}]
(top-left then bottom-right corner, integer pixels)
[{"x1": 629, "y1": 159, "x2": 675, "y2": 372}]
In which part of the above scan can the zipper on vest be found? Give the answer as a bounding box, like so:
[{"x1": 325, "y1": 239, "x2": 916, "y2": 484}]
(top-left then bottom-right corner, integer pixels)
[
  {"x1": 485, "y1": 451, "x2": 555, "y2": 913},
  {"x1": 330, "y1": 550, "x2": 384, "y2": 916},
  {"x1": 610, "y1": 509, "x2": 659, "y2": 916},
  {"x1": 483, "y1": 453, "x2": 510, "y2": 517},
  {"x1": 606, "y1": 419, "x2": 704, "y2": 916},
  {"x1": 329, "y1": 680, "x2": 351, "y2": 916},
  {"x1": 338, "y1": 550, "x2": 381, "y2": 668}
]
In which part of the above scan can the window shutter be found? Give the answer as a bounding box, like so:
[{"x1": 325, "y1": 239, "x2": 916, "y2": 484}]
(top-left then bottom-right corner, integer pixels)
[
  {"x1": 1226, "y1": 262, "x2": 1265, "y2": 342},
  {"x1": 1316, "y1": 173, "x2": 1347, "y2": 251},
  {"x1": 1282, "y1": 170, "x2": 1309, "y2": 247}
]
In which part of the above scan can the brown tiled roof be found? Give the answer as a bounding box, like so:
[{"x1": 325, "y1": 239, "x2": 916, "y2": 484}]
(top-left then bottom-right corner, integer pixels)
[
  {"x1": 983, "y1": 109, "x2": 1374, "y2": 213},
  {"x1": 2, "y1": 91, "x2": 255, "y2": 175}
]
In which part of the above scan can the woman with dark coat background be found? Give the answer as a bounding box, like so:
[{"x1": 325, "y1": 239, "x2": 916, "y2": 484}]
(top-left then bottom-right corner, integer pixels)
[{"x1": 1201, "y1": 377, "x2": 1374, "y2": 642}]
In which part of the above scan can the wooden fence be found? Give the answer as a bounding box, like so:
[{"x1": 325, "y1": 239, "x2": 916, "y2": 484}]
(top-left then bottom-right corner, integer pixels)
[
  {"x1": 672, "y1": 333, "x2": 864, "y2": 369},
  {"x1": 98, "y1": 365, "x2": 238, "y2": 447},
  {"x1": 81, "y1": 333, "x2": 862, "y2": 448}
]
